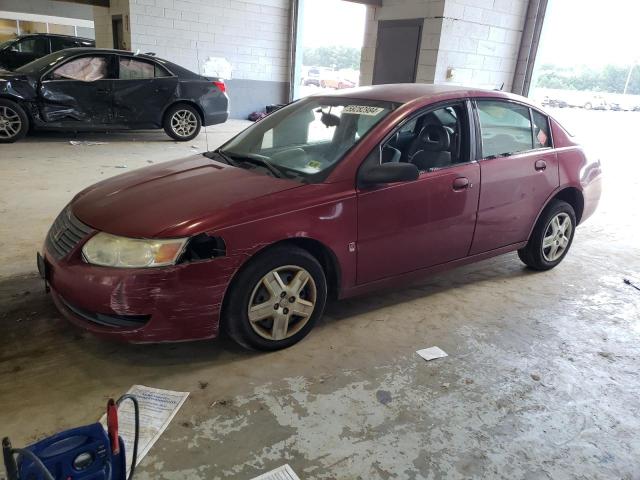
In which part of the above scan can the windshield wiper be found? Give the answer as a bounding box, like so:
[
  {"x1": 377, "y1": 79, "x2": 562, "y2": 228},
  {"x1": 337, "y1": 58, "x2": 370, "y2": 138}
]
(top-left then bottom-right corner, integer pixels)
[
  {"x1": 210, "y1": 149, "x2": 237, "y2": 166},
  {"x1": 223, "y1": 152, "x2": 284, "y2": 179}
]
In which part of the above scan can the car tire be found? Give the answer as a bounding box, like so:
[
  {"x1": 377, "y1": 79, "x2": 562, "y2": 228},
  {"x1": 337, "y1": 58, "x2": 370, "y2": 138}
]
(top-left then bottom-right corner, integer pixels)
[
  {"x1": 518, "y1": 200, "x2": 576, "y2": 271},
  {"x1": 224, "y1": 245, "x2": 327, "y2": 351},
  {"x1": 163, "y1": 103, "x2": 202, "y2": 141},
  {"x1": 0, "y1": 99, "x2": 29, "y2": 143},
  {"x1": 584, "y1": 102, "x2": 592, "y2": 110}
]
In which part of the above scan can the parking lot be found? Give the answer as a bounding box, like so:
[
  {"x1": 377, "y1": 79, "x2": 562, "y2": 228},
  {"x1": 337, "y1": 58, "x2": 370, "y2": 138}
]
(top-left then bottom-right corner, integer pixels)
[{"x1": 1, "y1": 107, "x2": 639, "y2": 478}]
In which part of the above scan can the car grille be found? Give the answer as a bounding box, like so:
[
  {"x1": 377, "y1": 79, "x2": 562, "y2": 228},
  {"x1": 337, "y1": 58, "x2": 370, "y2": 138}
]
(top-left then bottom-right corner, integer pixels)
[{"x1": 46, "y1": 207, "x2": 94, "y2": 260}]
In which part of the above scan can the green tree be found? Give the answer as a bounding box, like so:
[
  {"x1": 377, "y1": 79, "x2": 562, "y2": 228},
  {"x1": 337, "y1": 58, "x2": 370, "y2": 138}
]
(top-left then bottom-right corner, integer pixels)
[
  {"x1": 536, "y1": 63, "x2": 640, "y2": 95},
  {"x1": 303, "y1": 46, "x2": 361, "y2": 70}
]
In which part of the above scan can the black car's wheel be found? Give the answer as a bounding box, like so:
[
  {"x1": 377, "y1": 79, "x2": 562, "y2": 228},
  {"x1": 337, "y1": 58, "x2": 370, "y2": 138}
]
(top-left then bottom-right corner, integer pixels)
[
  {"x1": 518, "y1": 200, "x2": 576, "y2": 271},
  {"x1": 163, "y1": 103, "x2": 202, "y2": 141},
  {"x1": 224, "y1": 245, "x2": 327, "y2": 351},
  {"x1": 0, "y1": 99, "x2": 29, "y2": 143}
]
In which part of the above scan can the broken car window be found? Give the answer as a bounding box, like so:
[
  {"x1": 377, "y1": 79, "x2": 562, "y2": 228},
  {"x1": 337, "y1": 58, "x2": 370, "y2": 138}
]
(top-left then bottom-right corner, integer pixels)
[{"x1": 52, "y1": 56, "x2": 108, "y2": 81}]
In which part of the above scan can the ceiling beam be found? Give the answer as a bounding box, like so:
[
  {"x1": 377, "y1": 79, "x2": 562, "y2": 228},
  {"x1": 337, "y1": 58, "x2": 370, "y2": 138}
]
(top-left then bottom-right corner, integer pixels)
[
  {"x1": 343, "y1": 0, "x2": 382, "y2": 6},
  {"x1": 55, "y1": 0, "x2": 110, "y2": 7}
]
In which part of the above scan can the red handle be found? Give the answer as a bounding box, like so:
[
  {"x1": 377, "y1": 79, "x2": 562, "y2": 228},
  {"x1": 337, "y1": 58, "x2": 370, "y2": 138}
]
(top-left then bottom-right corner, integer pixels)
[{"x1": 107, "y1": 399, "x2": 120, "y2": 455}]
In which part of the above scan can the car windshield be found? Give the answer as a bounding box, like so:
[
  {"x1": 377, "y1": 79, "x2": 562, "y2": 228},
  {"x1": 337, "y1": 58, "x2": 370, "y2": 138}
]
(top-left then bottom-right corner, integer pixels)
[
  {"x1": 216, "y1": 96, "x2": 395, "y2": 182},
  {"x1": 15, "y1": 51, "x2": 69, "y2": 74},
  {"x1": 0, "y1": 40, "x2": 15, "y2": 50}
]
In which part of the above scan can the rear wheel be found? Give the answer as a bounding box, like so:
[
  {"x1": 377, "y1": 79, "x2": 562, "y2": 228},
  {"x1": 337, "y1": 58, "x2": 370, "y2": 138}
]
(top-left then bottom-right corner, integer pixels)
[
  {"x1": 163, "y1": 103, "x2": 201, "y2": 141},
  {"x1": 224, "y1": 246, "x2": 327, "y2": 351},
  {"x1": 0, "y1": 99, "x2": 29, "y2": 143},
  {"x1": 518, "y1": 200, "x2": 576, "y2": 271}
]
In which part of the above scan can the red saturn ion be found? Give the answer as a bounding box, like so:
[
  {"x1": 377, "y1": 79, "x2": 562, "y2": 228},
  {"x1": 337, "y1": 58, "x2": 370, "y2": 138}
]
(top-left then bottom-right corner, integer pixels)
[{"x1": 38, "y1": 84, "x2": 602, "y2": 350}]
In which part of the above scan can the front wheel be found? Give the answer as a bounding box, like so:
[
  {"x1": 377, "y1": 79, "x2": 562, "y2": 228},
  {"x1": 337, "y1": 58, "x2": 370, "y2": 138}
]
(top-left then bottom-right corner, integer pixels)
[
  {"x1": 224, "y1": 246, "x2": 327, "y2": 351},
  {"x1": 0, "y1": 99, "x2": 29, "y2": 143},
  {"x1": 518, "y1": 200, "x2": 576, "y2": 271},
  {"x1": 163, "y1": 104, "x2": 202, "y2": 141}
]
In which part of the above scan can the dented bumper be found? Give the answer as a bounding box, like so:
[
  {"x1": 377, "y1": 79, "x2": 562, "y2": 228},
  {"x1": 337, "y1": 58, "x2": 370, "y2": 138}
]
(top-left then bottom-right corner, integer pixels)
[{"x1": 42, "y1": 245, "x2": 236, "y2": 343}]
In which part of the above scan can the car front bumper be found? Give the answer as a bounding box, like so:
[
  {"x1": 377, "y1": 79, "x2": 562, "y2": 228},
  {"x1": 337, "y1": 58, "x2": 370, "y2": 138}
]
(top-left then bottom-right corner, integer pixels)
[{"x1": 40, "y1": 244, "x2": 237, "y2": 343}]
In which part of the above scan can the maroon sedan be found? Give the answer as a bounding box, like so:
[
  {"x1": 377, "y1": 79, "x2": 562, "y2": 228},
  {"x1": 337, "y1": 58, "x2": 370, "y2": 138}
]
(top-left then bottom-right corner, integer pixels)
[{"x1": 39, "y1": 84, "x2": 602, "y2": 350}]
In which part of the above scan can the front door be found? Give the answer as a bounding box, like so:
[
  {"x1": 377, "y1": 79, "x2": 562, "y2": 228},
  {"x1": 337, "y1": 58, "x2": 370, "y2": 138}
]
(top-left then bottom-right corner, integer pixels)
[
  {"x1": 372, "y1": 19, "x2": 423, "y2": 85},
  {"x1": 356, "y1": 102, "x2": 480, "y2": 284},
  {"x1": 111, "y1": 56, "x2": 178, "y2": 127},
  {"x1": 469, "y1": 100, "x2": 559, "y2": 254},
  {"x1": 38, "y1": 54, "x2": 115, "y2": 125}
]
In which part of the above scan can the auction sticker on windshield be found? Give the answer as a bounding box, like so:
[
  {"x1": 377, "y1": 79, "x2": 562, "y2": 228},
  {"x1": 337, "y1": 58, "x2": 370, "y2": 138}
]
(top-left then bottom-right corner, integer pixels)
[{"x1": 343, "y1": 105, "x2": 385, "y2": 116}]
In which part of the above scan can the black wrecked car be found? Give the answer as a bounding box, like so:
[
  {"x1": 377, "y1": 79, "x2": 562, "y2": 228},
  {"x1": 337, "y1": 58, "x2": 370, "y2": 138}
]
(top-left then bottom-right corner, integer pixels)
[
  {"x1": 0, "y1": 48, "x2": 229, "y2": 143},
  {"x1": 0, "y1": 34, "x2": 95, "y2": 70}
]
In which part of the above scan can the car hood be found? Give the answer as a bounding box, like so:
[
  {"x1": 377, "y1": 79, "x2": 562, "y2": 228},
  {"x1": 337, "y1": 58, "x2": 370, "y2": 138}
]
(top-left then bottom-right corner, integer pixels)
[{"x1": 71, "y1": 155, "x2": 303, "y2": 238}]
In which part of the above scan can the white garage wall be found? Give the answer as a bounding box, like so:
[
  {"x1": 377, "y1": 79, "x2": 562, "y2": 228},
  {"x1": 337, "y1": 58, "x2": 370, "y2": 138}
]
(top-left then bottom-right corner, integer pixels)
[
  {"x1": 360, "y1": 0, "x2": 529, "y2": 92},
  {"x1": 127, "y1": 0, "x2": 291, "y2": 84},
  {"x1": 436, "y1": 0, "x2": 528, "y2": 90}
]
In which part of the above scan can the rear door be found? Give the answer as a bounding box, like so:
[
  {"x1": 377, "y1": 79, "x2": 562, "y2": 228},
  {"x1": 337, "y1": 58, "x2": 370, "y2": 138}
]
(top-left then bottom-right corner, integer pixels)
[
  {"x1": 38, "y1": 54, "x2": 116, "y2": 125},
  {"x1": 111, "y1": 55, "x2": 178, "y2": 127},
  {"x1": 469, "y1": 99, "x2": 559, "y2": 254}
]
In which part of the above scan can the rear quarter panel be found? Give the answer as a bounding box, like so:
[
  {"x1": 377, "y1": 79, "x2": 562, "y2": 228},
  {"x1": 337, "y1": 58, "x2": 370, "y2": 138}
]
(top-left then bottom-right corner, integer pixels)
[
  {"x1": 177, "y1": 79, "x2": 229, "y2": 125},
  {"x1": 552, "y1": 118, "x2": 603, "y2": 224}
]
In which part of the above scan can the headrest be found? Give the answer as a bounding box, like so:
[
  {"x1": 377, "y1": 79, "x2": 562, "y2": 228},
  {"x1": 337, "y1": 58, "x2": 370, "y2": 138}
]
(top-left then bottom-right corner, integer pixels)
[{"x1": 419, "y1": 124, "x2": 450, "y2": 151}]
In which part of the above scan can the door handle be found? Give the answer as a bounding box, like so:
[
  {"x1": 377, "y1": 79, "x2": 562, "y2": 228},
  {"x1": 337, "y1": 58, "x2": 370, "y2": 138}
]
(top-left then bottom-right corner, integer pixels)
[
  {"x1": 452, "y1": 177, "x2": 470, "y2": 191},
  {"x1": 535, "y1": 160, "x2": 547, "y2": 171}
]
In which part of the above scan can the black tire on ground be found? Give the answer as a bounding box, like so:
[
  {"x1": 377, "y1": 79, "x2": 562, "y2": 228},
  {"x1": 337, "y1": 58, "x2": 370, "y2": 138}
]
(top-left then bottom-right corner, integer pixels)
[
  {"x1": 0, "y1": 98, "x2": 29, "y2": 143},
  {"x1": 518, "y1": 199, "x2": 577, "y2": 271},
  {"x1": 162, "y1": 103, "x2": 202, "y2": 141},
  {"x1": 224, "y1": 245, "x2": 327, "y2": 351}
]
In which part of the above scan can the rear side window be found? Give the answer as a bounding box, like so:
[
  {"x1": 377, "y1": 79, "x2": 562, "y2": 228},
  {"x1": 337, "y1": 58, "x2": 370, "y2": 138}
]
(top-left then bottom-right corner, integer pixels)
[
  {"x1": 532, "y1": 110, "x2": 551, "y2": 148},
  {"x1": 119, "y1": 58, "x2": 171, "y2": 79},
  {"x1": 50, "y1": 37, "x2": 79, "y2": 51},
  {"x1": 477, "y1": 100, "x2": 533, "y2": 158}
]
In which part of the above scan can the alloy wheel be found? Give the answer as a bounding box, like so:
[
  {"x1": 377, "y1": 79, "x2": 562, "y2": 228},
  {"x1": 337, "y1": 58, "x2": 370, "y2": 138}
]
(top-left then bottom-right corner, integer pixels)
[
  {"x1": 248, "y1": 265, "x2": 317, "y2": 341},
  {"x1": 0, "y1": 106, "x2": 22, "y2": 140},
  {"x1": 170, "y1": 109, "x2": 198, "y2": 138},
  {"x1": 542, "y1": 212, "x2": 572, "y2": 262}
]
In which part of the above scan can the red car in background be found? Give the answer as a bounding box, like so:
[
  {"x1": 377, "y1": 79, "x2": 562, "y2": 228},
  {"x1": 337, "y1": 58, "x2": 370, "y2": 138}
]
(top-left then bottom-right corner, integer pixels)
[{"x1": 39, "y1": 84, "x2": 602, "y2": 350}]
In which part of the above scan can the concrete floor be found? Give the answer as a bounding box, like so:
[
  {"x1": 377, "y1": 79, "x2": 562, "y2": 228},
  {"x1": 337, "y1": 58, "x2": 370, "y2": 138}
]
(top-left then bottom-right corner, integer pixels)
[{"x1": 1, "y1": 111, "x2": 639, "y2": 479}]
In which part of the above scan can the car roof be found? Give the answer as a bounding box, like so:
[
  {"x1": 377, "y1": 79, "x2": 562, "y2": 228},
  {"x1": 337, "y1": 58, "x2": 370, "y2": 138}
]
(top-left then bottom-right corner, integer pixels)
[
  {"x1": 15, "y1": 33, "x2": 94, "y2": 42},
  {"x1": 51, "y1": 47, "x2": 160, "y2": 61},
  {"x1": 322, "y1": 83, "x2": 536, "y2": 107}
]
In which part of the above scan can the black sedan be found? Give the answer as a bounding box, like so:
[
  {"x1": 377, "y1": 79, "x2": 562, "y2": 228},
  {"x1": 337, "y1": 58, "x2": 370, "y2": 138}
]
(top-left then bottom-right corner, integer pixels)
[
  {"x1": 0, "y1": 34, "x2": 95, "y2": 70},
  {"x1": 0, "y1": 48, "x2": 229, "y2": 143}
]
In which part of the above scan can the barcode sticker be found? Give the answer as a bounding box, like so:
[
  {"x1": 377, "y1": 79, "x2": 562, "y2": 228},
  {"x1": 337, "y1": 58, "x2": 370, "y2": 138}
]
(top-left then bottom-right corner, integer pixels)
[{"x1": 343, "y1": 105, "x2": 385, "y2": 116}]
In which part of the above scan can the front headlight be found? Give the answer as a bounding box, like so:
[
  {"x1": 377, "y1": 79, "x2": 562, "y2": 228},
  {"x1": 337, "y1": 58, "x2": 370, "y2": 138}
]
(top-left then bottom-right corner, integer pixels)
[{"x1": 82, "y1": 233, "x2": 188, "y2": 268}]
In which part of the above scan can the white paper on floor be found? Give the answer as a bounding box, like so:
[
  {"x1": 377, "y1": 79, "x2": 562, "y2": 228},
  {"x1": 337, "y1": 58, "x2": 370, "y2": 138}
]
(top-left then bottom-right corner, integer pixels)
[
  {"x1": 416, "y1": 346, "x2": 448, "y2": 361},
  {"x1": 99, "y1": 385, "x2": 189, "y2": 474},
  {"x1": 251, "y1": 464, "x2": 301, "y2": 480}
]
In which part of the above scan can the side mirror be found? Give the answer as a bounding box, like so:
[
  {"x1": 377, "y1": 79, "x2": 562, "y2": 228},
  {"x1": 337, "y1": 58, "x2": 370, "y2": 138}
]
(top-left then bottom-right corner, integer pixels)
[{"x1": 359, "y1": 162, "x2": 419, "y2": 187}]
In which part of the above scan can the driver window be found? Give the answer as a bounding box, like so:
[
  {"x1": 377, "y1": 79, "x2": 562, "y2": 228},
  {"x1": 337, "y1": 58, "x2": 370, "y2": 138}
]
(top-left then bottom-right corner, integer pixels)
[
  {"x1": 51, "y1": 56, "x2": 109, "y2": 81},
  {"x1": 380, "y1": 103, "x2": 469, "y2": 172}
]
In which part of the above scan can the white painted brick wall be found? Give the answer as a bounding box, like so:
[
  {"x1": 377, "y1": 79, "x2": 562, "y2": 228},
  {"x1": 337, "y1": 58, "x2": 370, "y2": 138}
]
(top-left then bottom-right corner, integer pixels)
[
  {"x1": 127, "y1": 0, "x2": 290, "y2": 82},
  {"x1": 436, "y1": 0, "x2": 528, "y2": 90},
  {"x1": 360, "y1": 0, "x2": 529, "y2": 92}
]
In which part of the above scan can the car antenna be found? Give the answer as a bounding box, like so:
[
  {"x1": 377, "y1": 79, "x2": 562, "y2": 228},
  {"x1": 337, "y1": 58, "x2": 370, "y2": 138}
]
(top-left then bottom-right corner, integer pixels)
[{"x1": 495, "y1": 82, "x2": 504, "y2": 91}]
